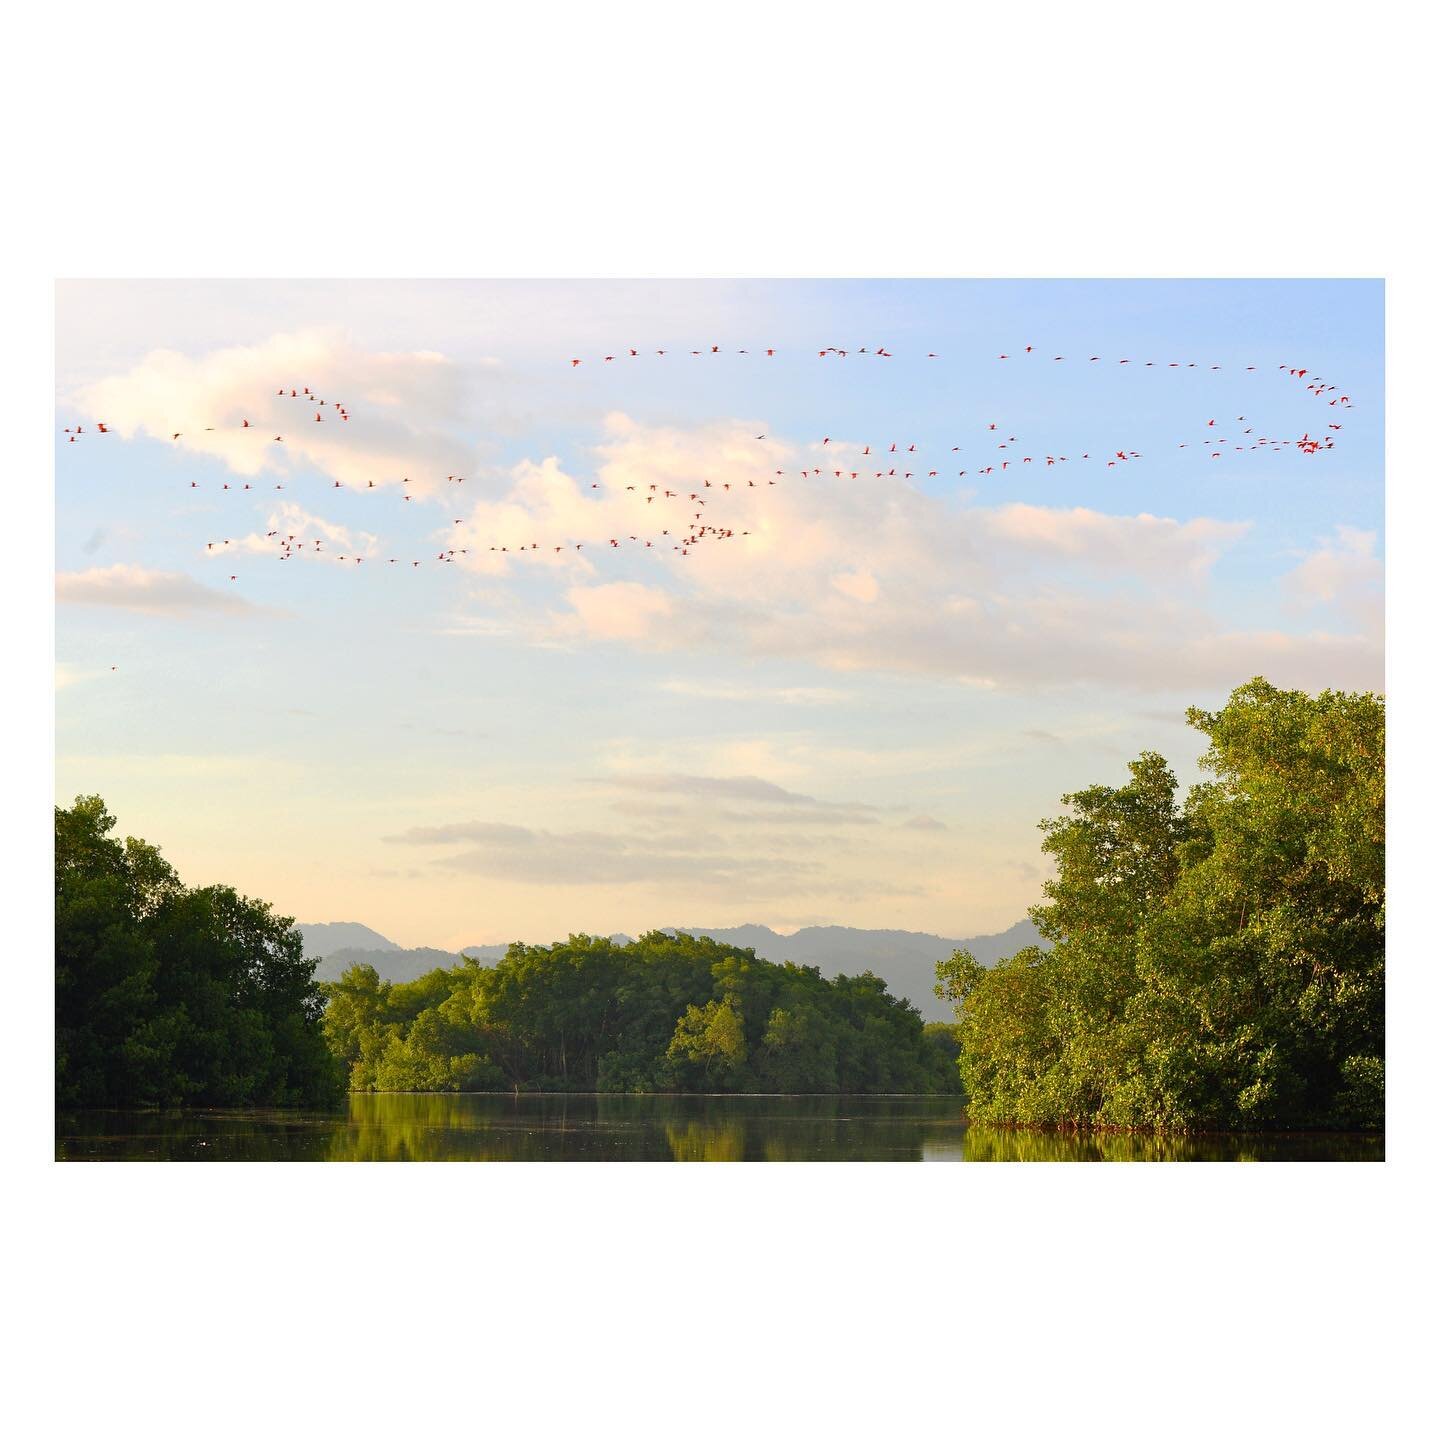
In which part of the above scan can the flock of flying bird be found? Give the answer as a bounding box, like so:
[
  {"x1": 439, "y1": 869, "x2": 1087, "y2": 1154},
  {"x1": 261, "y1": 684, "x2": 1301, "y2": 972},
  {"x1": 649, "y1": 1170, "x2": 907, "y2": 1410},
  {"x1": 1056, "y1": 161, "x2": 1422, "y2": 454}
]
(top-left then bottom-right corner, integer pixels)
[
  {"x1": 569, "y1": 342, "x2": 1354, "y2": 403},
  {"x1": 62, "y1": 347, "x2": 1353, "y2": 581}
]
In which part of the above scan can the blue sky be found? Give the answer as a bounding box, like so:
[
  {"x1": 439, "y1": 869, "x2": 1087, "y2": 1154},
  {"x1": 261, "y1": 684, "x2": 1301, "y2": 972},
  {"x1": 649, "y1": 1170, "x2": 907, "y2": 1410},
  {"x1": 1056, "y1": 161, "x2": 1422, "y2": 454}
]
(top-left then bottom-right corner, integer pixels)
[{"x1": 54, "y1": 280, "x2": 1383, "y2": 948}]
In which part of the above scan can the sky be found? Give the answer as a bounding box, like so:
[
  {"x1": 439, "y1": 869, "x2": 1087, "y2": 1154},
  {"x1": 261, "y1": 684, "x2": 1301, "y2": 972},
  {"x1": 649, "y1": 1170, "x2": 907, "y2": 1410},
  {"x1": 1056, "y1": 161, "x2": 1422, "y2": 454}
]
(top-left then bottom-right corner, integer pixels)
[{"x1": 54, "y1": 279, "x2": 1384, "y2": 950}]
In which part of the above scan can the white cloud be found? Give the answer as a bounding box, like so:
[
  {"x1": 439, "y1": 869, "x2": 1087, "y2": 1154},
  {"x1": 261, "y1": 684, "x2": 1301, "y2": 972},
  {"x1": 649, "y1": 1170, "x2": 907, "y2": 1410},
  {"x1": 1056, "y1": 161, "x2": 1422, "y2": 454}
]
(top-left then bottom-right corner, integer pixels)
[
  {"x1": 601, "y1": 772, "x2": 880, "y2": 817},
  {"x1": 56, "y1": 564, "x2": 264, "y2": 616},
  {"x1": 557, "y1": 580, "x2": 673, "y2": 641},
  {"x1": 439, "y1": 415, "x2": 1380, "y2": 693},
  {"x1": 982, "y1": 503, "x2": 1249, "y2": 578},
  {"x1": 656, "y1": 680, "x2": 854, "y2": 706},
  {"x1": 226, "y1": 500, "x2": 379, "y2": 561},
  {"x1": 900, "y1": 815, "x2": 948, "y2": 832},
  {"x1": 71, "y1": 329, "x2": 475, "y2": 497},
  {"x1": 1285, "y1": 525, "x2": 1383, "y2": 632},
  {"x1": 377, "y1": 764, "x2": 939, "y2": 906},
  {"x1": 382, "y1": 815, "x2": 906, "y2": 896}
]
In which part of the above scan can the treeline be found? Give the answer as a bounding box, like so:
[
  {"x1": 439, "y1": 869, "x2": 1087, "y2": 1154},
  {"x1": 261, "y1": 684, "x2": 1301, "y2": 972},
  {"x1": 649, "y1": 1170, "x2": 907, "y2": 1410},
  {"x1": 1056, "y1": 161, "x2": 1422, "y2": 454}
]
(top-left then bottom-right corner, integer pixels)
[
  {"x1": 56, "y1": 796, "x2": 344, "y2": 1108},
  {"x1": 936, "y1": 678, "x2": 1384, "y2": 1132},
  {"x1": 323, "y1": 933, "x2": 962, "y2": 1094}
]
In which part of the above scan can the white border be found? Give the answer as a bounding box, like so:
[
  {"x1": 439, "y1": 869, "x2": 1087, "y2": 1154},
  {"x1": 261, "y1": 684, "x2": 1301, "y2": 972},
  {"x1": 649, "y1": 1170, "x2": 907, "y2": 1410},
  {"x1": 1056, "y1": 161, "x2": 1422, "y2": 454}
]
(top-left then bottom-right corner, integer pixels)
[{"x1": 7, "y1": 3, "x2": 1434, "y2": 1434}]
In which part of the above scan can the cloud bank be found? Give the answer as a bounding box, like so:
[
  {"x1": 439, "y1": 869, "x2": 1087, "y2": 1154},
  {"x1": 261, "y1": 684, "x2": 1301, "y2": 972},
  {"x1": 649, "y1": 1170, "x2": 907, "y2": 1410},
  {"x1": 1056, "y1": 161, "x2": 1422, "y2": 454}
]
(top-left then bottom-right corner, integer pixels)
[
  {"x1": 443, "y1": 416, "x2": 1382, "y2": 693},
  {"x1": 56, "y1": 564, "x2": 264, "y2": 617}
]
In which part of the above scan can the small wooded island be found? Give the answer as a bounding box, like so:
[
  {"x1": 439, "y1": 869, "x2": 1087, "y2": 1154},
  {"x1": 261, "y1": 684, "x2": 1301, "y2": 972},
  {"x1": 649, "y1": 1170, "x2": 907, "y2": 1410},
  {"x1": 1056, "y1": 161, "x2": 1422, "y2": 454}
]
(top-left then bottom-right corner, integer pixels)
[{"x1": 55, "y1": 678, "x2": 1383, "y2": 1135}]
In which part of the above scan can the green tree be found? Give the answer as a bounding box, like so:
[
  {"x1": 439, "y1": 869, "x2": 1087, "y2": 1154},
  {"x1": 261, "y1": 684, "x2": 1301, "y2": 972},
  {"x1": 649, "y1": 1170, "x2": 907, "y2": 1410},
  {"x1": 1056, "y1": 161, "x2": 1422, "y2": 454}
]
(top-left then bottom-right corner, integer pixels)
[
  {"x1": 325, "y1": 931, "x2": 959, "y2": 1096},
  {"x1": 921, "y1": 1022, "x2": 962, "y2": 1073},
  {"x1": 942, "y1": 679, "x2": 1384, "y2": 1132},
  {"x1": 56, "y1": 796, "x2": 344, "y2": 1109},
  {"x1": 667, "y1": 996, "x2": 749, "y2": 1087},
  {"x1": 755, "y1": 1003, "x2": 840, "y2": 1092}
]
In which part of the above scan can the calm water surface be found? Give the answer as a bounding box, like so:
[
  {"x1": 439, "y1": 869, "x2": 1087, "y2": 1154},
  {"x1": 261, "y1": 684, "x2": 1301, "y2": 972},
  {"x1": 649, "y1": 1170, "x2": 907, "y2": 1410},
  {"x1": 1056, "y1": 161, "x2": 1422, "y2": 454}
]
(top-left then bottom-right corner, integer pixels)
[{"x1": 55, "y1": 1093, "x2": 1383, "y2": 1161}]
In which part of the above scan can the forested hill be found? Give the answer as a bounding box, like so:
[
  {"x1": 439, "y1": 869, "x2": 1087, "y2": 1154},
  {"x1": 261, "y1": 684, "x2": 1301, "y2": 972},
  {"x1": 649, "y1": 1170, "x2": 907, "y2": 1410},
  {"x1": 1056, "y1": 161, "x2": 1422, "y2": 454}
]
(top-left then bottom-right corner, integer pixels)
[
  {"x1": 323, "y1": 932, "x2": 962, "y2": 1095},
  {"x1": 302, "y1": 920, "x2": 1043, "y2": 1017}
]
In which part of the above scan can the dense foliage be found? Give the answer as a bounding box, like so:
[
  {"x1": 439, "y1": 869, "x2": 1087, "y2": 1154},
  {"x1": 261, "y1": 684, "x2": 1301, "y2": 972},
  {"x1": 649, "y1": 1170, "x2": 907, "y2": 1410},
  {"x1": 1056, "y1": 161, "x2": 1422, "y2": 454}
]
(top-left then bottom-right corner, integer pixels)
[
  {"x1": 937, "y1": 678, "x2": 1384, "y2": 1131},
  {"x1": 56, "y1": 796, "x2": 345, "y2": 1108},
  {"x1": 324, "y1": 931, "x2": 961, "y2": 1094}
]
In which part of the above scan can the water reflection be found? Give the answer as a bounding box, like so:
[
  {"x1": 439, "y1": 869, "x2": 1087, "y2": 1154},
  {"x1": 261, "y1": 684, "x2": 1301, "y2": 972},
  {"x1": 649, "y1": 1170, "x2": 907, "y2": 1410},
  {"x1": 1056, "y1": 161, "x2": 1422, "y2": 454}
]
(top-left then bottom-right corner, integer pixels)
[
  {"x1": 666, "y1": 1121, "x2": 747, "y2": 1163},
  {"x1": 948, "y1": 1125, "x2": 1384, "y2": 1163},
  {"x1": 54, "y1": 1094, "x2": 1384, "y2": 1162}
]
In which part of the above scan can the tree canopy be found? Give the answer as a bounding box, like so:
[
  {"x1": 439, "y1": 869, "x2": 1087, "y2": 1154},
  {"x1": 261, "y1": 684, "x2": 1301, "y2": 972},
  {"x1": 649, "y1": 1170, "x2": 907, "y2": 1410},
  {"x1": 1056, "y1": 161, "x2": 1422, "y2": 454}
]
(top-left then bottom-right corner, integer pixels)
[
  {"x1": 324, "y1": 931, "x2": 961, "y2": 1095},
  {"x1": 56, "y1": 796, "x2": 344, "y2": 1108},
  {"x1": 937, "y1": 678, "x2": 1384, "y2": 1131}
]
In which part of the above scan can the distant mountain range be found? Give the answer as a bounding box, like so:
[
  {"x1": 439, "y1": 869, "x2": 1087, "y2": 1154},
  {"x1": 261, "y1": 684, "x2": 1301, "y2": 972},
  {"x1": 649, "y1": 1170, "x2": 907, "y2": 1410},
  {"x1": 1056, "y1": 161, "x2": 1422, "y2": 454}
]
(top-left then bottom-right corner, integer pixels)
[
  {"x1": 297, "y1": 922, "x2": 398, "y2": 956},
  {"x1": 299, "y1": 918, "x2": 1042, "y2": 1021},
  {"x1": 658, "y1": 920, "x2": 1043, "y2": 1021}
]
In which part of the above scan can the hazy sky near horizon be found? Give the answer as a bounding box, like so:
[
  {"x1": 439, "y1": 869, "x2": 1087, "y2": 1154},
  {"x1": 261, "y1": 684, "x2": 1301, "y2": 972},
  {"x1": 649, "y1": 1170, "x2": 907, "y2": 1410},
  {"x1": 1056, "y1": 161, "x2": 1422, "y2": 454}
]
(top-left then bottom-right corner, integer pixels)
[{"x1": 54, "y1": 280, "x2": 1384, "y2": 949}]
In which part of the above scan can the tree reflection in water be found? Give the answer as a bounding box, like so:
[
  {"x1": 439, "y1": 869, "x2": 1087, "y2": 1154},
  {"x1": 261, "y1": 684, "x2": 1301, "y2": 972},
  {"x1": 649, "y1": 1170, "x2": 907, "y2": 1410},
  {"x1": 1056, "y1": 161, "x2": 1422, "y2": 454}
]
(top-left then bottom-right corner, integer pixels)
[
  {"x1": 55, "y1": 1094, "x2": 1383, "y2": 1162},
  {"x1": 953, "y1": 1125, "x2": 1384, "y2": 1162}
]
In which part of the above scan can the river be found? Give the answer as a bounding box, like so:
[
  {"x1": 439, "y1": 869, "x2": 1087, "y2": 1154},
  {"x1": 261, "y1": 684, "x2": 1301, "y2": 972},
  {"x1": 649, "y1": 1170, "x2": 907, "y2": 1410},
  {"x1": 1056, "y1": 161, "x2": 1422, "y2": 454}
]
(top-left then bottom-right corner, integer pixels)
[{"x1": 55, "y1": 1093, "x2": 1383, "y2": 1160}]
